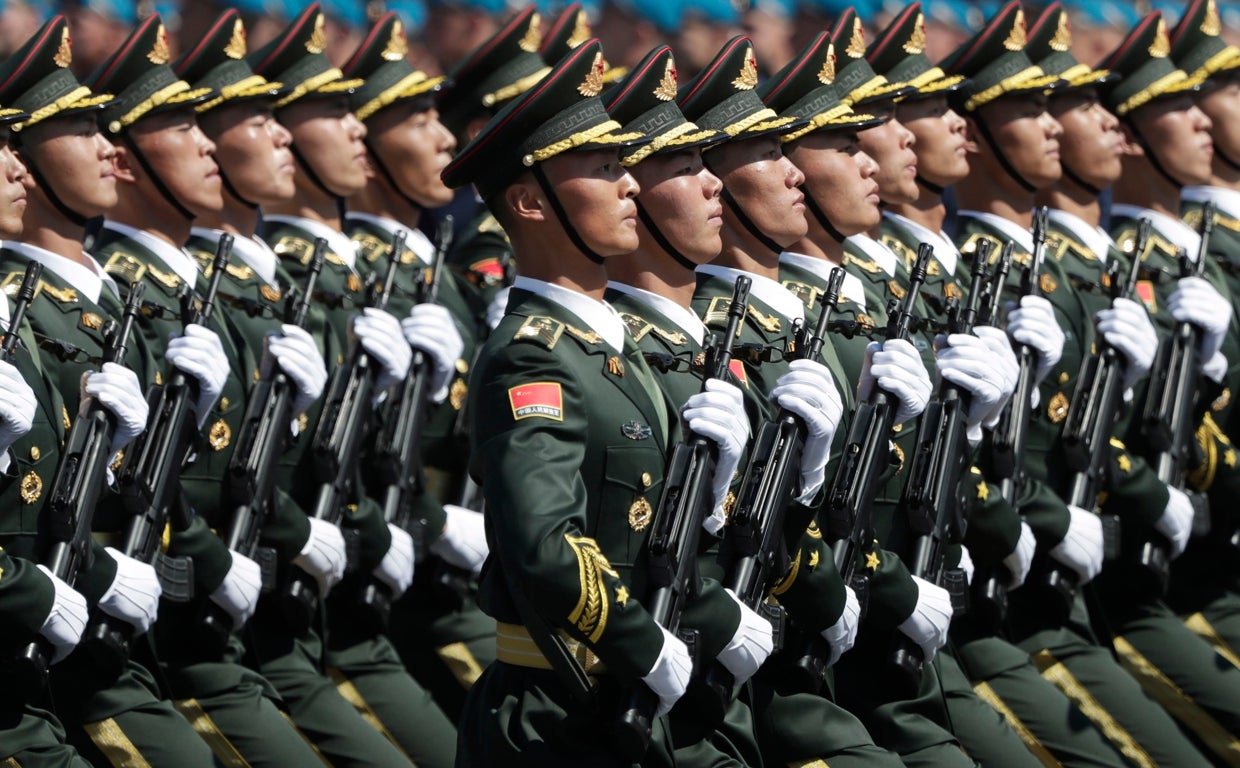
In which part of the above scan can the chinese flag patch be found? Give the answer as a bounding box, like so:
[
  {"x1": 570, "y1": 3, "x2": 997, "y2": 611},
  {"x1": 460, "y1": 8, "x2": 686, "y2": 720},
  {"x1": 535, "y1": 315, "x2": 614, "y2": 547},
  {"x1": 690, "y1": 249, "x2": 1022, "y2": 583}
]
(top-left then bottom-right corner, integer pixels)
[
  {"x1": 471, "y1": 258, "x2": 505, "y2": 279},
  {"x1": 1135, "y1": 280, "x2": 1158, "y2": 313},
  {"x1": 728, "y1": 359, "x2": 748, "y2": 388},
  {"x1": 509, "y1": 382, "x2": 563, "y2": 421}
]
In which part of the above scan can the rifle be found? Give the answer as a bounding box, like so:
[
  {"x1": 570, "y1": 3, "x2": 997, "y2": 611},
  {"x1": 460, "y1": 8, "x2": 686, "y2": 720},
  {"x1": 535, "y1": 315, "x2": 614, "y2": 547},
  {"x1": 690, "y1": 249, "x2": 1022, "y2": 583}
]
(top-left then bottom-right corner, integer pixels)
[
  {"x1": 613, "y1": 277, "x2": 751, "y2": 761},
  {"x1": 1137, "y1": 203, "x2": 1215, "y2": 594},
  {"x1": 197, "y1": 239, "x2": 327, "y2": 646},
  {"x1": 18, "y1": 280, "x2": 144, "y2": 686},
  {"x1": 1048, "y1": 219, "x2": 1151, "y2": 619},
  {"x1": 890, "y1": 242, "x2": 995, "y2": 689},
  {"x1": 283, "y1": 231, "x2": 402, "y2": 633}
]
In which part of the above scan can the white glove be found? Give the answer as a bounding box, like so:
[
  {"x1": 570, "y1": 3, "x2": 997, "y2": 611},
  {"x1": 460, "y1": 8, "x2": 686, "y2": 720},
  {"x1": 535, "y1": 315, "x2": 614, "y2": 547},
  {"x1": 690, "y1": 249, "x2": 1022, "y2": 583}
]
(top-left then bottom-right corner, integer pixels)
[
  {"x1": 972, "y1": 327, "x2": 1020, "y2": 428},
  {"x1": 718, "y1": 589, "x2": 773, "y2": 684},
  {"x1": 209, "y1": 550, "x2": 262, "y2": 629},
  {"x1": 1096, "y1": 297, "x2": 1158, "y2": 391},
  {"x1": 1167, "y1": 276, "x2": 1230, "y2": 362},
  {"x1": 1156, "y1": 486, "x2": 1194, "y2": 560},
  {"x1": 897, "y1": 575, "x2": 953, "y2": 662},
  {"x1": 935, "y1": 332, "x2": 1012, "y2": 429},
  {"x1": 857, "y1": 339, "x2": 931, "y2": 425},
  {"x1": 642, "y1": 625, "x2": 692, "y2": 717},
  {"x1": 402, "y1": 304, "x2": 465, "y2": 403},
  {"x1": 0, "y1": 360, "x2": 35, "y2": 458},
  {"x1": 769, "y1": 359, "x2": 844, "y2": 503},
  {"x1": 820, "y1": 585, "x2": 860, "y2": 668},
  {"x1": 36, "y1": 565, "x2": 88, "y2": 664},
  {"x1": 97, "y1": 548, "x2": 161, "y2": 634},
  {"x1": 682, "y1": 379, "x2": 749, "y2": 533},
  {"x1": 81, "y1": 362, "x2": 149, "y2": 451},
  {"x1": 486, "y1": 286, "x2": 511, "y2": 331},
  {"x1": 431, "y1": 504, "x2": 489, "y2": 575},
  {"x1": 353, "y1": 307, "x2": 412, "y2": 392},
  {"x1": 1203, "y1": 350, "x2": 1229, "y2": 383},
  {"x1": 1050, "y1": 505, "x2": 1105, "y2": 584},
  {"x1": 267, "y1": 324, "x2": 328, "y2": 414},
  {"x1": 292, "y1": 517, "x2": 347, "y2": 595},
  {"x1": 1004, "y1": 521, "x2": 1036, "y2": 588},
  {"x1": 957, "y1": 545, "x2": 975, "y2": 586},
  {"x1": 165, "y1": 324, "x2": 229, "y2": 426},
  {"x1": 372, "y1": 523, "x2": 415, "y2": 596},
  {"x1": 1007, "y1": 295, "x2": 1065, "y2": 386}
]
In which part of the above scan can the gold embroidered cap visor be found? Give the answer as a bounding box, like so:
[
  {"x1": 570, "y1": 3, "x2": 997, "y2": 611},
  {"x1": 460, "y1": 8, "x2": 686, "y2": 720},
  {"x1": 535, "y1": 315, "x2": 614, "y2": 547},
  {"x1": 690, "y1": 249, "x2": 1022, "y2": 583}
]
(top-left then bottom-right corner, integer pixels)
[
  {"x1": 441, "y1": 40, "x2": 649, "y2": 200},
  {"x1": 245, "y1": 3, "x2": 363, "y2": 110},
  {"x1": 759, "y1": 32, "x2": 884, "y2": 144},
  {"x1": 1100, "y1": 12, "x2": 1203, "y2": 117},
  {"x1": 0, "y1": 15, "x2": 114, "y2": 131}
]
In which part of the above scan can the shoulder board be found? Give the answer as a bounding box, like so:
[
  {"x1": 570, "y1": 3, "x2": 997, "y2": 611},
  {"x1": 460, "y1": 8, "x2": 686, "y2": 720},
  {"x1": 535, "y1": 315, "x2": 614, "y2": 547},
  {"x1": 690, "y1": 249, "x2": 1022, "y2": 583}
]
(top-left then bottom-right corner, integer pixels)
[
  {"x1": 0, "y1": 273, "x2": 65, "y2": 302},
  {"x1": 879, "y1": 234, "x2": 917, "y2": 271},
  {"x1": 477, "y1": 214, "x2": 511, "y2": 243},
  {"x1": 1045, "y1": 231, "x2": 1095, "y2": 262},
  {"x1": 842, "y1": 251, "x2": 883, "y2": 274},
  {"x1": 351, "y1": 234, "x2": 387, "y2": 263},
  {"x1": 513, "y1": 315, "x2": 564, "y2": 349},
  {"x1": 563, "y1": 324, "x2": 602, "y2": 345},
  {"x1": 272, "y1": 235, "x2": 344, "y2": 266},
  {"x1": 1185, "y1": 207, "x2": 1240, "y2": 234},
  {"x1": 649, "y1": 323, "x2": 688, "y2": 346},
  {"x1": 190, "y1": 248, "x2": 255, "y2": 281},
  {"x1": 703, "y1": 296, "x2": 732, "y2": 327},
  {"x1": 782, "y1": 279, "x2": 821, "y2": 309},
  {"x1": 103, "y1": 251, "x2": 147, "y2": 285},
  {"x1": 620, "y1": 312, "x2": 652, "y2": 342},
  {"x1": 957, "y1": 232, "x2": 1003, "y2": 259},
  {"x1": 1114, "y1": 228, "x2": 1180, "y2": 261}
]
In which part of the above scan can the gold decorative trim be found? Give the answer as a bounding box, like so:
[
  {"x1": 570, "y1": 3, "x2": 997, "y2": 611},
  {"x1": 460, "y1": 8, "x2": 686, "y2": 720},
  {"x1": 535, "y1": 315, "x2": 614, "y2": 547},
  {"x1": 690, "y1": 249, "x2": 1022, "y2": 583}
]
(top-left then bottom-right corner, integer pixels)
[
  {"x1": 847, "y1": 17, "x2": 866, "y2": 58},
  {"x1": 655, "y1": 56, "x2": 678, "y2": 101},
  {"x1": 482, "y1": 66, "x2": 552, "y2": 108},
  {"x1": 327, "y1": 669, "x2": 414, "y2": 761},
  {"x1": 1004, "y1": 8, "x2": 1028, "y2": 51},
  {"x1": 523, "y1": 120, "x2": 641, "y2": 165},
  {"x1": 973, "y1": 682, "x2": 1061, "y2": 767},
  {"x1": 578, "y1": 51, "x2": 605, "y2": 96},
  {"x1": 83, "y1": 718, "x2": 152, "y2": 768},
  {"x1": 905, "y1": 15, "x2": 927, "y2": 54},
  {"x1": 732, "y1": 47, "x2": 759, "y2": 90},
  {"x1": 1184, "y1": 613, "x2": 1240, "y2": 671},
  {"x1": 173, "y1": 698, "x2": 252, "y2": 768},
  {"x1": 436, "y1": 641, "x2": 485, "y2": 689},
  {"x1": 565, "y1": 534, "x2": 618, "y2": 643},
  {"x1": 19, "y1": 471, "x2": 41, "y2": 504},
  {"x1": 224, "y1": 18, "x2": 247, "y2": 59},
  {"x1": 275, "y1": 68, "x2": 348, "y2": 109},
  {"x1": 518, "y1": 13, "x2": 542, "y2": 53}
]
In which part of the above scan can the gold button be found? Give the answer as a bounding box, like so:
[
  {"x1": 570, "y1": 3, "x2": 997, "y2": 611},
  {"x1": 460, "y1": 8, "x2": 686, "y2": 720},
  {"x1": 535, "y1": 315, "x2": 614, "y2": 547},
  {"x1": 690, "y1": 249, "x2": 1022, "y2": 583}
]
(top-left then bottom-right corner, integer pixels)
[
  {"x1": 641, "y1": 472, "x2": 652, "y2": 488},
  {"x1": 29, "y1": 446, "x2": 40, "y2": 461},
  {"x1": 219, "y1": 397, "x2": 229, "y2": 411}
]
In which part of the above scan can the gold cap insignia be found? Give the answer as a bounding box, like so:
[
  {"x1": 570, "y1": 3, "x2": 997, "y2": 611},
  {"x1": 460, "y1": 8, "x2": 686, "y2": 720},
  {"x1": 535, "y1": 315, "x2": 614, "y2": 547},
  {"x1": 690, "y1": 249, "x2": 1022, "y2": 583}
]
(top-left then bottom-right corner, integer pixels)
[
  {"x1": 19, "y1": 471, "x2": 42, "y2": 504},
  {"x1": 224, "y1": 17, "x2": 247, "y2": 59},
  {"x1": 628, "y1": 497, "x2": 653, "y2": 530},
  {"x1": 817, "y1": 43, "x2": 836, "y2": 84},
  {"x1": 1050, "y1": 11, "x2": 1072, "y2": 52},
  {"x1": 1205, "y1": 0, "x2": 1222, "y2": 36},
  {"x1": 654, "y1": 56, "x2": 678, "y2": 101},
  {"x1": 208, "y1": 419, "x2": 232, "y2": 451},
  {"x1": 568, "y1": 9, "x2": 591, "y2": 48},
  {"x1": 1150, "y1": 18, "x2": 1171, "y2": 58},
  {"x1": 732, "y1": 46, "x2": 759, "y2": 90},
  {"x1": 518, "y1": 13, "x2": 542, "y2": 53},
  {"x1": 579, "y1": 50, "x2": 605, "y2": 96},
  {"x1": 149, "y1": 23, "x2": 171, "y2": 64},
  {"x1": 847, "y1": 17, "x2": 866, "y2": 58},
  {"x1": 53, "y1": 27, "x2": 72, "y2": 68},
  {"x1": 904, "y1": 13, "x2": 927, "y2": 54},
  {"x1": 1004, "y1": 8, "x2": 1027, "y2": 51},
  {"x1": 307, "y1": 13, "x2": 327, "y2": 54},
  {"x1": 383, "y1": 20, "x2": 407, "y2": 61}
]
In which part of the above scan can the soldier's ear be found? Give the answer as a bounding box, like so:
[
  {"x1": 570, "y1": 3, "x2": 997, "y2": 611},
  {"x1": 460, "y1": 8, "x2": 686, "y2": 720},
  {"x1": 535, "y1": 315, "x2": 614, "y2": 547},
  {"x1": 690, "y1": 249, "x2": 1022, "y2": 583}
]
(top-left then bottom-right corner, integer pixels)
[
  {"x1": 111, "y1": 142, "x2": 139, "y2": 184},
  {"x1": 1116, "y1": 121, "x2": 1144, "y2": 157},
  {"x1": 504, "y1": 175, "x2": 547, "y2": 224},
  {"x1": 961, "y1": 116, "x2": 982, "y2": 156}
]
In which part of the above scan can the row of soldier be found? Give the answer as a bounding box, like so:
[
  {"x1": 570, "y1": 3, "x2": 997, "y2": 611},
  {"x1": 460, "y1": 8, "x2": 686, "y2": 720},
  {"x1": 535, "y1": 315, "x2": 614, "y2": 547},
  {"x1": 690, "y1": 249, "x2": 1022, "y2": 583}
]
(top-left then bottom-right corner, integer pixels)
[{"x1": 0, "y1": 0, "x2": 1238, "y2": 767}]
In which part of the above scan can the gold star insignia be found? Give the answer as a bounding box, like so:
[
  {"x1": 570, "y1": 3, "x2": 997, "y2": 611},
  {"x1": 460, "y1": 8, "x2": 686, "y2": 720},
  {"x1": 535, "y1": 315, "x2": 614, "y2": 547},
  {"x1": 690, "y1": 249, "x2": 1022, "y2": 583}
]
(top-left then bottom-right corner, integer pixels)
[
  {"x1": 865, "y1": 551, "x2": 880, "y2": 572},
  {"x1": 977, "y1": 482, "x2": 990, "y2": 501},
  {"x1": 1117, "y1": 454, "x2": 1132, "y2": 473},
  {"x1": 615, "y1": 585, "x2": 629, "y2": 606}
]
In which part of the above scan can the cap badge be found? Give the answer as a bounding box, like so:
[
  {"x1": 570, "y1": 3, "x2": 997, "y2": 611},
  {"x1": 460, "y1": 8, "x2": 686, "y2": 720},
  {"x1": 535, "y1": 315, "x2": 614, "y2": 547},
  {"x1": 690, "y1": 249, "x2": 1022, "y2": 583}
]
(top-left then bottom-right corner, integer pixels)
[
  {"x1": 1150, "y1": 17, "x2": 1170, "y2": 58},
  {"x1": 383, "y1": 20, "x2": 407, "y2": 60},
  {"x1": 817, "y1": 43, "x2": 836, "y2": 84},
  {"x1": 307, "y1": 13, "x2": 327, "y2": 54},
  {"x1": 519, "y1": 13, "x2": 542, "y2": 53},
  {"x1": 579, "y1": 50, "x2": 605, "y2": 96},
  {"x1": 1204, "y1": 0, "x2": 1222, "y2": 36},
  {"x1": 1004, "y1": 8, "x2": 1027, "y2": 51},
  {"x1": 904, "y1": 13, "x2": 927, "y2": 54},
  {"x1": 148, "y1": 23, "x2": 171, "y2": 64},
  {"x1": 567, "y1": 10, "x2": 591, "y2": 48},
  {"x1": 1050, "y1": 12, "x2": 1072, "y2": 52},
  {"x1": 53, "y1": 27, "x2": 73, "y2": 68},
  {"x1": 847, "y1": 17, "x2": 866, "y2": 58},
  {"x1": 224, "y1": 18, "x2": 247, "y2": 59},
  {"x1": 732, "y1": 46, "x2": 759, "y2": 90},
  {"x1": 654, "y1": 55, "x2": 678, "y2": 101}
]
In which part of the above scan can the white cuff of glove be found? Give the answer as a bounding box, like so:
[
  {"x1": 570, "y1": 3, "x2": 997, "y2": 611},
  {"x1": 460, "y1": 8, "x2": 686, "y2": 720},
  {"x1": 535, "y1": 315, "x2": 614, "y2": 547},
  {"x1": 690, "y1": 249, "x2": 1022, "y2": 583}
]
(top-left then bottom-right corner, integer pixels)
[
  {"x1": 957, "y1": 545, "x2": 975, "y2": 586},
  {"x1": 98, "y1": 548, "x2": 161, "y2": 634},
  {"x1": 36, "y1": 565, "x2": 88, "y2": 664},
  {"x1": 431, "y1": 504, "x2": 489, "y2": 575},
  {"x1": 372, "y1": 524, "x2": 415, "y2": 596},
  {"x1": 1050, "y1": 505, "x2": 1105, "y2": 584},
  {"x1": 718, "y1": 588, "x2": 773, "y2": 685},
  {"x1": 209, "y1": 550, "x2": 262, "y2": 629},
  {"x1": 1203, "y1": 351, "x2": 1228, "y2": 384},
  {"x1": 1156, "y1": 486, "x2": 1194, "y2": 560},
  {"x1": 292, "y1": 518, "x2": 347, "y2": 595},
  {"x1": 165, "y1": 324, "x2": 229, "y2": 426},
  {"x1": 820, "y1": 585, "x2": 861, "y2": 668},
  {"x1": 898, "y1": 575, "x2": 953, "y2": 662},
  {"x1": 642, "y1": 625, "x2": 692, "y2": 718},
  {"x1": 1004, "y1": 522, "x2": 1036, "y2": 588}
]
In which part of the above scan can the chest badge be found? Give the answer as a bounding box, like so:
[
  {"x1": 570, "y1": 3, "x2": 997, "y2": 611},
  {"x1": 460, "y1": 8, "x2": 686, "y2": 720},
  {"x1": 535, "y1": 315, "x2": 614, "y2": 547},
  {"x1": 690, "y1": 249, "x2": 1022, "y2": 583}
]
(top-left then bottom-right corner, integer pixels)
[
  {"x1": 629, "y1": 497, "x2": 653, "y2": 531},
  {"x1": 19, "y1": 471, "x2": 41, "y2": 504},
  {"x1": 622, "y1": 420, "x2": 652, "y2": 440},
  {"x1": 208, "y1": 419, "x2": 232, "y2": 451}
]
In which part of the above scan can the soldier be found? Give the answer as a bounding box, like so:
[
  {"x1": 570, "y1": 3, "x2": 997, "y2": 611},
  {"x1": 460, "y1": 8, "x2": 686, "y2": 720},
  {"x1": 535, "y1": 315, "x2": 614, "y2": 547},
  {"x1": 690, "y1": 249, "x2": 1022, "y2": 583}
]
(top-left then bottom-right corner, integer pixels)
[{"x1": 441, "y1": 38, "x2": 744, "y2": 765}]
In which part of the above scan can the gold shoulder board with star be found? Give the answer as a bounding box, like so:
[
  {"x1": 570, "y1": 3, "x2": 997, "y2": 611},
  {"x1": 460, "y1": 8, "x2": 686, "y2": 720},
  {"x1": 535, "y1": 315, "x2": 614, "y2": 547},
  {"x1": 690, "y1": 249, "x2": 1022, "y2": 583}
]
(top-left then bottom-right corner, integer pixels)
[
  {"x1": 879, "y1": 234, "x2": 917, "y2": 270},
  {"x1": 513, "y1": 315, "x2": 564, "y2": 350},
  {"x1": 782, "y1": 280, "x2": 821, "y2": 309},
  {"x1": 272, "y1": 236, "x2": 316, "y2": 264},
  {"x1": 0, "y1": 272, "x2": 42, "y2": 301},
  {"x1": 620, "y1": 312, "x2": 653, "y2": 342},
  {"x1": 351, "y1": 234, "x2": 387, "y2": 263},
  {"x1": 476, "y1": 214, "x2": 511, "y2": 242},
  {"x1": 103, "y1": 252, "x2": 147, "y2": 285},
  {"x1": 957, "y1": 232, "x2": 1000, "y2": 259}
]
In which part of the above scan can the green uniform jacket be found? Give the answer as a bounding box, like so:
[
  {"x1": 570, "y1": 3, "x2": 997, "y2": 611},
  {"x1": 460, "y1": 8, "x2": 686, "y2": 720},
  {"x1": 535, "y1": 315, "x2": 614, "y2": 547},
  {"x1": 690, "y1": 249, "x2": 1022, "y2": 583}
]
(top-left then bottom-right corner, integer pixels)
[{"x1": 446, "y1": 205, "x2": 513, "y2": 315}]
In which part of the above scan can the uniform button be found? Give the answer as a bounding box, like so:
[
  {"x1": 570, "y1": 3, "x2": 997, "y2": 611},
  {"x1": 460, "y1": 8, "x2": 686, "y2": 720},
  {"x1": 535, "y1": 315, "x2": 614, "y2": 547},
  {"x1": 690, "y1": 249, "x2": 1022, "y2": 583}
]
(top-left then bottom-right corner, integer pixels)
[
  {"x1": 641, "y1": 472, "x2": 652, "y2": 489},
  {"x1": 29, "y1": 446, "x2": 40, "y2": 461}
]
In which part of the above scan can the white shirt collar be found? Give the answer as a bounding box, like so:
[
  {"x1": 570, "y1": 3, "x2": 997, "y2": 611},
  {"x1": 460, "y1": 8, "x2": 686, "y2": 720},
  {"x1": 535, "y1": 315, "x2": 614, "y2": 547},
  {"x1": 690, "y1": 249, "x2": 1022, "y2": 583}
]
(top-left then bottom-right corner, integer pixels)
[
  {"x1": 190, "y1": 227, "x2": 279, "y2": 286},
  {"x1": 344, "y1": 212, "x2": 436, "y2": 265},
  {"x1": 695, "y1": 263, "x2": 805, "y2": 324},
  {"x1": 512, "y1": 276, "x2": 626, "y2": 353},
  {"x1": 102, "y1": 221, "x2": 201, "y2": 287},
  {"x1": 1183, "y1": 185, "x2": 1240, "y2": 221},
  {"x1": 883, "y1": 212, "x2": 960, "y2": 275},
  {"x1": 1047, "y1": 209, "x2": 1114, "y2": 264},
  {"x1": 263, "y1": 214, "x2": 358, "y2": 270},
  {"x1": 5, "y1": 240, "x2": 117, "y2": 304},
  {"x1": 606, "y1": 281, "x2": 708, "y2": 345},
  {"x1": 957, "y1": 210, "x2": 1034, "y2": 253},
  {"x1": 844, "y1": 233, "x2": 899, "y2": 277},
  {"x1": 779, "y1": 251, "x2": 868, "y2": 312},
  {"x1": 1110, "y1": 204, "x2": 1200, "y2": 260}
]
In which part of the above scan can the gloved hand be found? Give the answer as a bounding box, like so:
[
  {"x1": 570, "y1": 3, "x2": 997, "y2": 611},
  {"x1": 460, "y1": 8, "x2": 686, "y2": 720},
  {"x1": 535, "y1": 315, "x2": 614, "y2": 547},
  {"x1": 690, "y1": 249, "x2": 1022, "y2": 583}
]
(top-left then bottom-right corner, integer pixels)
[
  {"x1": 972, "y1": 327, "x2": 1020, "y2": 427},
  {"x1": 769, "y1": 359, "x2": 843, "y2": 502},
  {"x1": 1096, "y1": 298, "x2": 1158, "y2": 391},
  {"x1": 486, "y1": 286, "x2": 511, "y2": 331},
  {"x1": 898, "y1": 575, "x2": 953, "y2": 662},
  {"x1": 1004, "y1": 521, "x2": 1037, "y2": 588},
  {"x1": 432, "y1": 504, "x2": 489, "y2": 575},
  {"x1": 0, "y1": 360, "x2": 35, "y2": 459},
  {"x1": 292, "y1": 518, "x2": 347, "y2": 596},
  {"x1": 718, "y1": 589, "x2": 773, "y2": 684},
  {"x1": 1167, "y1": 276, "x2": 1230, "y2": 361},
  {"x1": 958, "y1": 545, "x2": 975, "y2": 586},
  {"x1": 267, "y1": 324, "x2": 328, "y2": 414},
  {"x1": 935, "y1": 332, "x2": 1013, "y2": 429},
  {"x1": 642, "y1": 625, "x2": 692, "y2": 717},
  {"x1": 36, "y1": 565, "x2": 88, "y2": 664},
  {"x1": 402, "y1": 304, "x2": 465, "y2": 402},
  {"x1": 81, "y1": 362, "x2": 149, "y2": 451},
  {"x1": 1203, "y1": 350, "x2": 1229, "y2": 383},
  {"x1": 1007, "y1": 295, "x2": 1065, "y2": 386},
  {"x1": 857, "y1": 339, "x2": 931, "y2": 425},
  {"x1": 820, "y1": 585, "x2": 861, "y2": 668},
  {"x1": 166, "y1": 323, "x2": 229, "y2": 425},
  {"x1": 209, "y1": 550, "x2": 262, "y2": 629},
  {"x1": 1050, "y1": 505, "x2": 1105, "y2": 584},
  {"x1": 682, "y1": 379, "x2": 749, "y2": 533},
  {"x1": 1156, "y1": 486, "x2": 1194, "y2": 559},
  {"x1": 353, "y1": 307, "x2": 412, "y2": 392},
  {"x1": 98, "y1": 548, "x2": 161, "y2": 634},
  {"x1": 372, "y1": 523, "x2": 415, "y2": 596}
]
